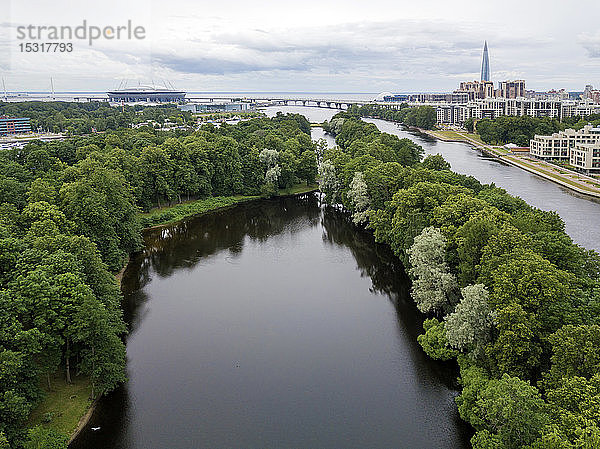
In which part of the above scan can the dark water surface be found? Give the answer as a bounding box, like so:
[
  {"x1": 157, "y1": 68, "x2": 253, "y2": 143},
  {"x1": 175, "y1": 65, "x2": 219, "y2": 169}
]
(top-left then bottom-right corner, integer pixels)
[{"x1": 71, "y1": 196, "x2": 471, "y2": 449}]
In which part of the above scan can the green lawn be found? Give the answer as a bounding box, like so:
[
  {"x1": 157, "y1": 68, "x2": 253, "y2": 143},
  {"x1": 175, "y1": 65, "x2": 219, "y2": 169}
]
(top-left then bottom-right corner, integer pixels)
[
  {"x1": 429, "y1": 130, "x2": 486, "y2": 145},
  {"x1": 27, "y1": 373, "x2": 93, "y2": 439},
  {"x1": 512, "y1": 159, "x2": 600, "y2": 193},
  {"x1": 139, "y1": 184, "x2": 318, "y2": 228},
  {"x1": 278, "y1": 183, "x2": 319, "y2": 195},
  {"x1": 140, "y1": 195, "x2": 260, "y2": 228}
]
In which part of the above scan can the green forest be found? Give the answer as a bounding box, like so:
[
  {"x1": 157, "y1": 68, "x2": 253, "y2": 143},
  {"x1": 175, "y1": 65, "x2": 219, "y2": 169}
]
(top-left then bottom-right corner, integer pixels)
[
  {"x1": 323, "y1": 103, "x2": 438, "y2": 130},
  {"x1": 0, "y1": 110, "x2": 318, "y2": 448},
  {"x1": 0, "y1": 101, "x2": 193, "y2": 134},
  {"x1": 2, "y1": 101, "x2": 600, "y2": 448},
  {"x1": 321, "y1": 111, "x2": 600, "y2": 448}
]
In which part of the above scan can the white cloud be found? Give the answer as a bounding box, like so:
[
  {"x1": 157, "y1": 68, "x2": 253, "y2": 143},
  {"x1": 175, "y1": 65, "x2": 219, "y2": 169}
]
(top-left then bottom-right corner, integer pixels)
[{"x1": 1, "y1": 0, "x2": 599, "y2": 92}]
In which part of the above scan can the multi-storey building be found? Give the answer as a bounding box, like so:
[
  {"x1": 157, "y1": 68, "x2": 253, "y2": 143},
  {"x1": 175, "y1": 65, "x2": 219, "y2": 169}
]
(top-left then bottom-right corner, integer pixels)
[
  {"x1": 0, "y1": 117, "x2": 31, "y2": 136},
  {"x1": 570, "y1": 142, "x2": 600, "y2": 174},
  {"x1": 497, "y1": 80, "x2": 526, "y2": 99},
  {"x1": 383, "y1": 93, "x2": 469, "y2": 103},
  {"x1": 455, "y1": 80, "x2": 495, "y2": 100},
  {"x1": 408, "y1": 98, "x2": 600, "y2": 126},
  {"x1": 530, "y1": 125, "x2": 600, "y2": 161}
]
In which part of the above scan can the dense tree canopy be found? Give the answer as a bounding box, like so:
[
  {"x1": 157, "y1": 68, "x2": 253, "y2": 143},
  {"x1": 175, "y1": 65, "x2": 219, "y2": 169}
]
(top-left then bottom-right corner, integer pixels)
[
  {"x1": 329, "y1": 104, "x2": 437, "y2": 130},
  {"x1": 319, "y1": 113, "x2": 600, "y2": 449},
  {"x1": 0, "y1": 111, "x2": 319, "y2": 448},
  {"x1": 0, "y1": 101, "x2": 192, "y2": 135}
]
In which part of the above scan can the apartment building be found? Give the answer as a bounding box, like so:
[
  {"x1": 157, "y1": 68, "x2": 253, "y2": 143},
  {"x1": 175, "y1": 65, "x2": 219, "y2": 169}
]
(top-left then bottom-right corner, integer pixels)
[
  {"x1": 422, "y1": 99, "x2": 600, "y2": 126},
  {"x1": 498, "y1": 80, "x2": 526, "y2": 99},
  {"x1": 530, "y1": 125, "x2": 600, "y2": 162},
  {"x1": 570, "y1": 142, "x2": 600, "y2": 174}
]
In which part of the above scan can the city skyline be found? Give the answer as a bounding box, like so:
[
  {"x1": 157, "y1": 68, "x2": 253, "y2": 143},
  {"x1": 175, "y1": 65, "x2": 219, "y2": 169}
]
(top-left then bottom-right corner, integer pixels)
[{"x1": 1, "y1": 0, "x2": 599, "y2": 92}]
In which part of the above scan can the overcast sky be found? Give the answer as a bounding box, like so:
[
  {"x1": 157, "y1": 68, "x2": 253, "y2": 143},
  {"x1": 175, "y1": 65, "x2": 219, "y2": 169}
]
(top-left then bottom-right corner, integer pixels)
[{"x1": 1, "y1": 0, "x2": 599, "y2": 93}]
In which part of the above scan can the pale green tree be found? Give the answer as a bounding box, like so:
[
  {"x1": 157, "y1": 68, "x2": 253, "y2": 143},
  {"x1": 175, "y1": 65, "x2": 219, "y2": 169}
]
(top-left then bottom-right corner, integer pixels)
[
  {"x1": 445, "y1": 284, "x2": 495, "y2": 354},
  {"x1": 265, "y1": 165, "x2": 281, "y2": 185},
  {"x1": 318, "y1": 161, "x2": 340, "y2": 205},
  {"x1": 347, "y1": 172, "x2": 370, "y2": 225},
  {"x1": 259, "y1": 149, "x2": 279, "y2": 169},
  {"x1": 407, "y1": 226, "x2": 459, "y2": 314}
]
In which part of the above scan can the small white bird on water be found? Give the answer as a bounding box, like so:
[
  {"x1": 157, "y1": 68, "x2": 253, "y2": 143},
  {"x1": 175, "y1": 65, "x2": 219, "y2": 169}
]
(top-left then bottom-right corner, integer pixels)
[{"x1": 91, "y1": 427, "x2": 101, "y2": 431}]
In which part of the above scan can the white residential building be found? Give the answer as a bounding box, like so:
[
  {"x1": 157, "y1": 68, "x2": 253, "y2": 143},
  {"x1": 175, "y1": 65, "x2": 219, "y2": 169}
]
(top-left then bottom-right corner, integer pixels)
[
  {"x1": 394, "y1": 98, "x2": 600, "y2": 127},
  {"x1": 530, "y1": 125, "x2": 600, "y2": 162},
  {"x1": 570, "y1": 143, "x2": 600, "y2": 174}
]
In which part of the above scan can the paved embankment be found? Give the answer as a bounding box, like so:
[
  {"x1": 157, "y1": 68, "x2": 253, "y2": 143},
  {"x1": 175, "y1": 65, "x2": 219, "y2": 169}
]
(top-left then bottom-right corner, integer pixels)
[{"x1": 425, "y1": 130, "x2": 600, "y2": 199}]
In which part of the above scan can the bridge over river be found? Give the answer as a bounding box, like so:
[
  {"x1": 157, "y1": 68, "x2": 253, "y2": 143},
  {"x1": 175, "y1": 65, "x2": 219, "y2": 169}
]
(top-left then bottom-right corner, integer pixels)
[
  {"x1": 64, "y1": 93, "x2": 403, "y2": 110},
  {"x1": 184, "y1": 96, "x2": 384, "y2": 109}
]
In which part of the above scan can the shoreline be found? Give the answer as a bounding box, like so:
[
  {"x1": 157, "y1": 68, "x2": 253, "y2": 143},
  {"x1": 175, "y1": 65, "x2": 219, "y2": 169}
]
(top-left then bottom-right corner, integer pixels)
[
  {"x1": 140, "y1": 185, "x2": 318, "y2": 230},
  {"x1": 67, "y1": 398, "x2": 98, "y2": 445},
  {"x1": 67, "y1": 187, "x2": 318, "y2": 446},
  {"x1": 415, "y1": 127, "x2": 600, "y2": 199}
]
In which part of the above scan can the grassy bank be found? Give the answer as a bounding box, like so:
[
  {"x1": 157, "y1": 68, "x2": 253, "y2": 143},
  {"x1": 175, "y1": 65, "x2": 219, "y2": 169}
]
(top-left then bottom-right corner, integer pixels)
[
  {"x1": 139, "y1": 195, "x2": 260, "y2": 228},
  {"x1": 27, "y1": 373, "x2": 93, "y2": 439},
  {"x1": 25, "y1": 183, "x2": 319, "y2": 443},
  {"x1": 424, "y1": 129, "x2": 600, "y2": 197},
  {"x1": 426, "y1": 129, "x2": 486, "y2": 145},
  {"x1": 139, "y1": 184, "x2": 318, "y2": 228}
]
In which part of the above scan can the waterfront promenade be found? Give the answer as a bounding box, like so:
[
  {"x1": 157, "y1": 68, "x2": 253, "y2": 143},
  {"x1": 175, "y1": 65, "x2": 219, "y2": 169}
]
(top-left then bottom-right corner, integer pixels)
[{"x1": 426, "y1": 129, "x2": 600, "y2": 198}]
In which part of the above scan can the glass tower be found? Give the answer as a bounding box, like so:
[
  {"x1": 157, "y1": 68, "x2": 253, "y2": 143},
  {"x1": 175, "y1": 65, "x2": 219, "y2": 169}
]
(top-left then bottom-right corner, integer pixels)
[{"x1": 481, "y1": 41, "x2": 490, "y2": 82}]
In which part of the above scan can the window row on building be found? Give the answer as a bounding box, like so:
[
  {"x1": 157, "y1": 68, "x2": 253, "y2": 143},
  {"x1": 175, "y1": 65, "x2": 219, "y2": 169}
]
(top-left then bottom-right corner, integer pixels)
[
  {"x1": 530, "y1": 125, "x2": 600, "y2": 174},
  {"x1": 415, "y1": 98, "x2": 600, "y2": 126},
  {"x1": 178, "y1": 102, "x2": 253, "y2": 113},
  {"x1": 0, "y1": 117, "x2": 32, "y2": 136}
]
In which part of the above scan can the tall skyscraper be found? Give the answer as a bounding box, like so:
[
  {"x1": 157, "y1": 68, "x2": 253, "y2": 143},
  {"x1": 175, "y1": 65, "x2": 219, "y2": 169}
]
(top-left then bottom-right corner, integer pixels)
[{"x1": 481, "y1": 41, "x2": 490, "y2": 82}]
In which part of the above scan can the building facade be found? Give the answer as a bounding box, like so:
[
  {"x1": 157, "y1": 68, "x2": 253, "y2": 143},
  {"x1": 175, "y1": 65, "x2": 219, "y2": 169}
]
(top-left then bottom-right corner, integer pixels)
[
  {"x1": 570, "y1": 143, "x2": 600, "y2": 174},
  {"x1": 455, "y1": 80, "x2": 495, "y2": 100},
  {"x1": 409, "y1": 98, "x2": 600, "y2": 126},
  {"x1": 498, "y1": 80, "x2": 526, "y2": 99},
  {"x1": 530, "y1": 125, "x2": 600, "y2": 164},
  {"x1": 0, "y1": 117, "x2": 31, "y2": 135},
  {"x1": 179, "y1": 102, "x2": 253, "y2": 113}
]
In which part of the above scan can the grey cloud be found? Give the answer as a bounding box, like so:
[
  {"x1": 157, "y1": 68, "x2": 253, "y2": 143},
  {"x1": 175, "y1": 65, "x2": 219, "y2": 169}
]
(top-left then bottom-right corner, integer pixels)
[
  {"x1": 72, "y1": 17, "x2": 573, "y2": 92},
  {"x1": 579, "y1": 32, "x2": 600, "y2": 57},
  {"x1": 149, "y1": 20, "x2": 492, "y2": 77},
  {"x1": 152, "y1": 53, "x2": 308, "y2": 75}
]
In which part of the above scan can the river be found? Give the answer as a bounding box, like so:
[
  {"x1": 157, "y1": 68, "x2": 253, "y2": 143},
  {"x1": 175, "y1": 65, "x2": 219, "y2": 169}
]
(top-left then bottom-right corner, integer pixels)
[
  {"x1": 267, "y1": 106, "x2": 600, "y2": 252},
  {"x1": 71, "y1": 105, "x2": 600, "y2": 449},
  {"x1": 71, "y1": 196, "x2": 471, "y2": 448}
]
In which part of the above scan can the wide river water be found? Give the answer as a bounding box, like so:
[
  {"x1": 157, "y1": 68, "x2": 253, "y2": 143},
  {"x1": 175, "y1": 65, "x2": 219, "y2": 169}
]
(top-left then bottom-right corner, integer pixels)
[
  {"x1": 71, "y1": 196, "x2": 471, "y2": 448},
  {"x1": 71, "y1": 106, "x2": 600, "y2": 449}
]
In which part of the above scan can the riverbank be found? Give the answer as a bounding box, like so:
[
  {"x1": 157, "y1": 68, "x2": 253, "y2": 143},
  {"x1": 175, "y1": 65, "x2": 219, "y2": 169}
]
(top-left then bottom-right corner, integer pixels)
[
  {"x1": 26, "y1": 373, "x2": 93, "y2": 444},
  {"x1": 63, "y1": 184, "x2": 319, "y2": 446},
  {"x1": 421, "y1": 128, "x2": 600, "y2": 198},
  {"x1": 139, "y1": 184, "x2": 318, "y2": 229},
  {"x1": 29, "y1": 258, "x2": 132, "y2": 445}
]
